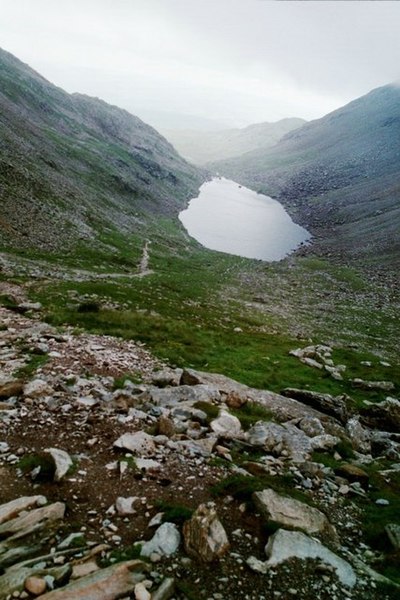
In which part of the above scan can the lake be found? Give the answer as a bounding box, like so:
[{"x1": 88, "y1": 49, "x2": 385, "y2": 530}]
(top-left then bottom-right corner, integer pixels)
[{"x1": 179, "y1": 177, "x2": 311, "y2": 261}]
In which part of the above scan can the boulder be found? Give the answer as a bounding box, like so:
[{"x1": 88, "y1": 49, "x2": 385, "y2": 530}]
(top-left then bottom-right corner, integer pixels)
[
  {"x1": 210, "y1": 410, "x2": 242, "y2": 438},
  {"x1": 149, "y1": 385, "x2": 221, "y2": 407},
  {"x1": 352, "y1": 379, "x2": 395, "y2": 392},
  {"x1": 360, "y1": 397, "x2": 400, "y2": 433},
  {"x1": 114, "y1": 432, "x2": 156, "y2": 455},
  {"x1": 335, "y1": 464, "x2": 369, "y2": 489},
  {"x1": 245, "y1": 421, "x2": 312, "y2": 463},
  {"x1": 253, "y1": 489, "x2": 336, "y2": 539},
  {"x1": 281, "y1": 388, "x2": 349, "y2": 423},
  {"x1": 0, "y1": 502, "x2": 65, "y2": 540},
  {"x1": 115, "y1": 497, "x2": 138, "y2": 516},
  {"x1": 45, "y1": 448, "x2": 73, "y2": 482},
  {"x1": 0, "y1": 495, "x2": 47, "y2": 525},
  {"x1": 140, "y1": 523, "x2": 181, "y2": 557},
  {"x1": 183, "y1": 502, "x2": 230, "y2": 562},
  {"x1": 264, "y1": 529, "x2": 356, "y2": 588},
  {"x1": 38, "y1": 560, "x2": 148, "y2": 600},
  {"x1": 345, "y1": 417, "x2": 371, "y2": 455}
]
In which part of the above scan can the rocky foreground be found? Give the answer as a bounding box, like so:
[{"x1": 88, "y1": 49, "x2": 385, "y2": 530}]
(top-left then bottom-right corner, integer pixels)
[{"x1": 0, "y1": 294, "x2": 399, "y2": 599}]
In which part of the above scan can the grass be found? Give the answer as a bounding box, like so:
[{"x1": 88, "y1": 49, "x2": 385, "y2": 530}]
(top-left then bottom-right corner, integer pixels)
[
  {"x1": 18, "y1": 453, "x2": 56, "y2": 482},
  {"x1": 154, "y1": 501, "x2": 194, "y2": 525},
  {"x1": 230, "y1": 402, "x2": 274, "y2": 431},
  {"x1": 210, "y1": 472, "x2": 310, "y2": 506},
  {"x1": 15, "y1": 353, "x2": 49, "y2": 380},
  {"x1": 4, "y1": 203, "x2": 399, "y2": 412}
]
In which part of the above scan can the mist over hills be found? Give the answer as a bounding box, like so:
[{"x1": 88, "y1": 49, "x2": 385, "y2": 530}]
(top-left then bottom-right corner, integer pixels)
[
  {"x1": 0, "y1": 48, "x2": 204, "y2": 255},
  {"x1": 161, "y1": 118, "x2": 306, "y2": 165},
  {"x1": 211, "y1": 84, "x2": 400, "y2": 266}
]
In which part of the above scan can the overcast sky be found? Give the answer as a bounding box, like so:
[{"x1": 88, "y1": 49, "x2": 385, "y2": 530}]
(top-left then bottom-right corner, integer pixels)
[{"x1": 1, "y1": 0, "x2": 399, "y2": 128}]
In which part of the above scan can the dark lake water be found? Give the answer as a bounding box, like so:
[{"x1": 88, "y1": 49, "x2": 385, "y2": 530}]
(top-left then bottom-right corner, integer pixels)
[{"x1": 179, "y1": 177, "x2": 311, "y2": 261}]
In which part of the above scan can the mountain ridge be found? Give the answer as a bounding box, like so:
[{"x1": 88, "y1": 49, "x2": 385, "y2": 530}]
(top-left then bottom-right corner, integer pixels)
[
  {"x1": 162, "y1": 117, "x2": 306, "y2": 165},
  {"x1": 0, "y1": 48, "x2": 205, "y2": 256},
  {"x1": 211, "y1": 84, "x2": 400, "y2": 267}
]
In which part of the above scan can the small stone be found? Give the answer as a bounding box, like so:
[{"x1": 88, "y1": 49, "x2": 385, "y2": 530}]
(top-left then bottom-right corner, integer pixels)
[
  {"x1": 24, "y1": 576, "x2": 47, "y2": 595},
  {"x1": 134, "y1": 582, "x2": 151, "y2": 600},
  {"x1": 375, "y1": 498, "x2": 390, "y2": 506}
]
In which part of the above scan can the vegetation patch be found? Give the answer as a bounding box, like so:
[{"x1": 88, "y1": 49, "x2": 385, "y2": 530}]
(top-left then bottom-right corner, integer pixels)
[
  {"x1": 230, "y1": 402, "x2": 274, "y2": 431},
  {"x1": 18, "y1": 453, "x2": 56, "y2": 482},
  {"x1": 155, "y1": 501, "x2": 194, "y2": 525}
]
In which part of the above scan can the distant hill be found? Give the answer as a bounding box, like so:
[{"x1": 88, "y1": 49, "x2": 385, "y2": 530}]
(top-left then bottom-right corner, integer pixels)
[
  {"x1": 0, "y1": 48, "x2": 204, "y2": 256},
  {"x1": 161, "y1": 118, "x2": 306, "y2": 165},
  {"x1": 212, "y1": 84, "x2": 400, "y2": 266}
]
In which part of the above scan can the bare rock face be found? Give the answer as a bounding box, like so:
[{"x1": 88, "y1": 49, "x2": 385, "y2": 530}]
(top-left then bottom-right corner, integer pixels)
[
  {"x1": 183, "y1": 502, "x2": 230, "y2": 562},
  {"x1": 253, "y1": 489, "x2": 337, "y2": 540}
]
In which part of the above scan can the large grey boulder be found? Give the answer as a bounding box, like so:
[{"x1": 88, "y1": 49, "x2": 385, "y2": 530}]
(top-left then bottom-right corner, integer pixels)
[
  {"x1": 265, "y1": 529, "x2": 356, "y2": 588},
  {"x1": 253, "y1": 489, "x2": 336, "y2": 539},
  {"x1": 245, "y1": 421, "x2": 312, "y2": 463}
]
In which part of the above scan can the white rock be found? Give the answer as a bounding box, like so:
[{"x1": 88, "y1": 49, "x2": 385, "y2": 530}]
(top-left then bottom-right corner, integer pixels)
[
  {"x1": 134, "y1": 582, "x2": 151, "y2": 600},
  {"x1": 140, "y1": 523, "x2": 181, "y2": 557},
  {"x1": 115, "y1": 497, "x2": 138, "y2": 516},
  {"x1": 265, "y1": 529, "x2": 356, "y2": 588},
  {"x1": 135, "y1": 458, "x2": 162, "y2": 472},
  {"x1": 23, "y1": 379, "x2": 53, "y2": 398},
  {"x1": 210, "y1": 410, "x2": 242, "y2": 437},
  {"x1": 45, "y1": 448, "x2": 73, "y2": 482},
  {"x1": 113, "y1": 432, "x2": 156, "y2": 455}
]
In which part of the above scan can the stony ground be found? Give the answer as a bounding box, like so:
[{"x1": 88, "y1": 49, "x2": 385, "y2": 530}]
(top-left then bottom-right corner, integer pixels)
[{"x1": 0, "y1": 283, "x2": 399, "y2": 600}]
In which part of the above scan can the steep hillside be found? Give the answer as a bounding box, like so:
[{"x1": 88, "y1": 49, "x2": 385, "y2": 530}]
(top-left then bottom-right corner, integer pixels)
[
  {"x1": 161, "y1": 118, "x2": 305, "y2": 165},
  {"x1": 212, "y1": 85, "x2": 400, "y2": 266},
  {"x1": 0, "y1": 49, "x2": 204, "y2": 256}
]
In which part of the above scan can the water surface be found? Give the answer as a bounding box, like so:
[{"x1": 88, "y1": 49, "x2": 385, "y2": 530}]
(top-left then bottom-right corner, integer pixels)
[{"x1": 179, "y1": 178, "x2": 311, "y2": 261}]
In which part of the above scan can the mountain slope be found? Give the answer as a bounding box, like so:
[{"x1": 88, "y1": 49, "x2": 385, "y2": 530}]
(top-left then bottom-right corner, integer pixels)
[
  {"x1": 0, "y1": 48, "x2": 204, "y2": 256},
  {"x1": 161, "y1": 118, "x2": 305, "y2": 165},
  {"x1": 212, "y1": 84, "x2": 400, "y2": 266}
]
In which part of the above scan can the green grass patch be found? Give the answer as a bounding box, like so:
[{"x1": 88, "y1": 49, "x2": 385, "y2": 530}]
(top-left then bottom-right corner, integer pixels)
[
  {"x1": 230, "y1": 402, "x2": 274, "y2": 431},
  {"x1": 155, "y1": 501, "x2": 194, "y2": 525},
  {"x1": 15, "y1": 353, "x2": 49, "y2": 380},
  {"x1": 18, "y1": 453, "x2": 56, "y2": 482},
  {"x1": 210, "y1": 472, "x2": 310, "y2": 506}
]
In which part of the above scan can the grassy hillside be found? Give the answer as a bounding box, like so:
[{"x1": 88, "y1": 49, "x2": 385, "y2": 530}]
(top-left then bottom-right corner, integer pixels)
[
  {"x1": 211, "y1": 85, "x2": 400, "y2": 268},
  {"x1": 0, "y1": 48, "x2": 205, "y2": 259},
  {"x1": 161, "y1": 118, "x2": 305, "y2": 165}
]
